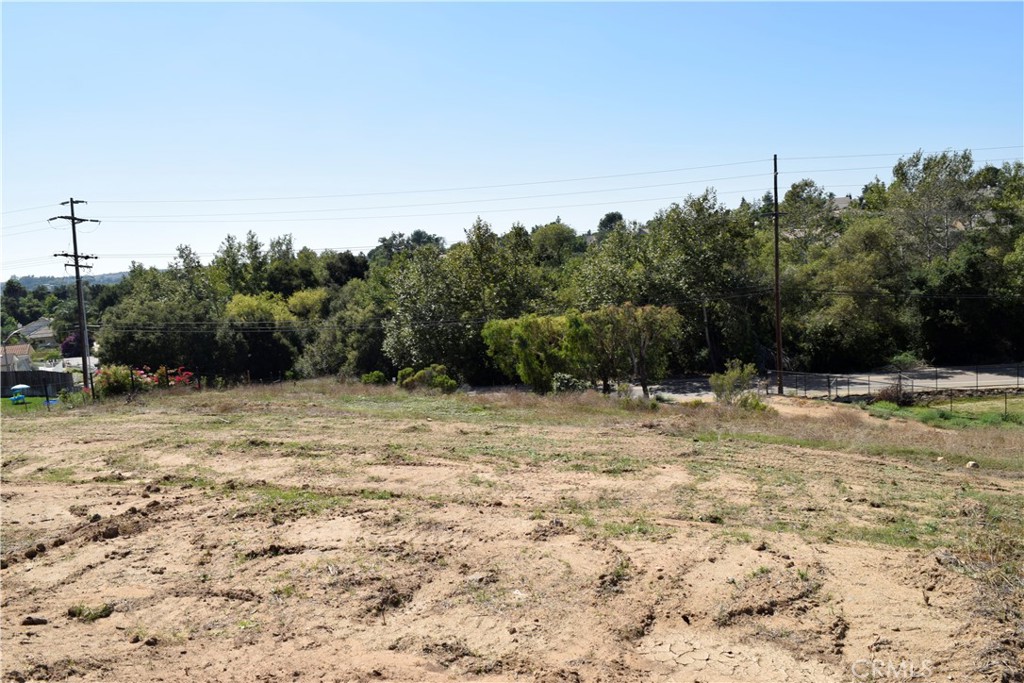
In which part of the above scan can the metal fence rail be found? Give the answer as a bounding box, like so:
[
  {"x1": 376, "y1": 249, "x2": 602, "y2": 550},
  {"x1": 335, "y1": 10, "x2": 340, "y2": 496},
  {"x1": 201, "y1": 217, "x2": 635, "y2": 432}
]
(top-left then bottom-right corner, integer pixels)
[{"x1": 766, "y1": 363, "x2": 1024, "y2": 399}]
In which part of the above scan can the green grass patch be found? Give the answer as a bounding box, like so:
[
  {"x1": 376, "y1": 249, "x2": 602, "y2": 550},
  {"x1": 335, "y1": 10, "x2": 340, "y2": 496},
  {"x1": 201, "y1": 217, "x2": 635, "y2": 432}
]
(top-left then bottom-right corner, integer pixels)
[
  {"x1": 236, "y1": 484, "x2": 348, "y2": 519},
  {"x1": 602, "y1": 516, "x2": 669, "y2": 539},
  {"x1": 68, "y1": 603, "x2": 114, "y2": 622},
  {"x1": 1, "y1": 396, "x2": 51, "y2": 415},
  {"x1": 38, "y1": 466, "x2": 77, "y2": 483},
  {"x1": 867, "y1": 399, "x2": 1023, "y2": 429}
]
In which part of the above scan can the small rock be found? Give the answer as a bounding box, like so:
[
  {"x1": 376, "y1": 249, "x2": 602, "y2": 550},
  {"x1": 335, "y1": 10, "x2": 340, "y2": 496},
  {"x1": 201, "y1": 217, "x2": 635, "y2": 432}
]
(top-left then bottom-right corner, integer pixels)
[
  {"x1": 101, "y1": 526, "x2": 120, "y2": 540},
  {"x1": 753, "y1": 541, "x2": 767, "y2": 552},
  {"x1": 89, "y1": 514, "x2": 102, "y2": 523},
  {"x1": 21, "y1": 616, "x2": 48, "y2": 626},
  {"x1": 144, "y1": 637, "x2": 159, "y2": 646},
  {"x1": 35, "y1": 543, "x2": 47, "y2": 553},
  {"x1": 508, "y1": 627, "x2": 517, "y2": 635},
  {"x1": 966, "y1": 461, "x2": 979, "y2": 469},
  {"x1": 936, "y1": 457, "x2": 944, "y2": 463},
  {"x1": 24, "y1": 549, "x2": 37, "y2": 560}
]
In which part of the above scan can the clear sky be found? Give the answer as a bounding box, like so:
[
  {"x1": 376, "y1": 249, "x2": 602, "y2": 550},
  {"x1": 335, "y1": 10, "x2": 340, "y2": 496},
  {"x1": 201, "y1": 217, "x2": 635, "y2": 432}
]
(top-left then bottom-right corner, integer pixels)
[{"x1": 3, "y1": 2, "x2": 1022, "y2": 280}]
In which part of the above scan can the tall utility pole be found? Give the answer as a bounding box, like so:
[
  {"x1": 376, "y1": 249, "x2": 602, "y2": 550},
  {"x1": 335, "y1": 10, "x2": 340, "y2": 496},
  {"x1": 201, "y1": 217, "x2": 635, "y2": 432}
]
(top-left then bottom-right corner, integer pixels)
[
  {"x1": 50, "y1": 199, "x2": 99, "y2": 395},
  {"x1": 772, "y1": 155, "x2": 784, "y2": 395}
]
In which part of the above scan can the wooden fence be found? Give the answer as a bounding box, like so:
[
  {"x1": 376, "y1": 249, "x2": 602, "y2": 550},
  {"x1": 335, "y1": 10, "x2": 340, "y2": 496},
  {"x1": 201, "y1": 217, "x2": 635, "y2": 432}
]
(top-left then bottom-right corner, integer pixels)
[{"x1": 1, "y1": 371, "x2": 74, "y2": 397}]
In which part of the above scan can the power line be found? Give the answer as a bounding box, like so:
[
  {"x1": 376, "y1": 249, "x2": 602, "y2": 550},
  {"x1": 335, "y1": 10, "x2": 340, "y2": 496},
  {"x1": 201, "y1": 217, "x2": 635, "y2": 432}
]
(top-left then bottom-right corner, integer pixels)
[
  {"x1": 89, "y1": 159, "x2": 769, "y2": 205},
  {"x1": 787, "y1": 145, "x2": 1022, "y2": 161},
  {"x1": 103, "y1": 173, "x2": 770, "y2": 219},
  {"x1": 1, "y1": 203, "x2": 56, "y2": 216},
  {"x1": 79, "y1": 145, "x2": 1023, "y2": 206}
]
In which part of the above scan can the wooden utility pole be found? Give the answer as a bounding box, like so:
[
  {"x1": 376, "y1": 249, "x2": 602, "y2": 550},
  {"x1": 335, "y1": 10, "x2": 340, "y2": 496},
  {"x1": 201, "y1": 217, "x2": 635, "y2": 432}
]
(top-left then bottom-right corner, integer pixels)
[
  {"x1": 772, "y1": 155, "x2": 784, "y2": 395},
  {"x1": 50, "y1": 199, "x2": 99, "y2": 395}
]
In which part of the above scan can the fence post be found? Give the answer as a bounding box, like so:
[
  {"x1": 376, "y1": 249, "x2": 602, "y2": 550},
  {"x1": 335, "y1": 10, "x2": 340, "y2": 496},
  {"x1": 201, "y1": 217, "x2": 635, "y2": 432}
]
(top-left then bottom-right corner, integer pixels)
[
  {"x1": 935, "y1": 367, "x2": 938, "y2": 391},
  {"x1": 1006, "y1": 391, "x2": 1009, "y2": 419},
  {"x1": 976, "y1": 366, "x2": 979, "y2": 392},
  {"x1": 949, "y1": 390, "x2": 953, "y2": 413},
  {"x1": 44, "y1": 384, "x2": 51, "y2": 412},
  {"x1": 827, "y1": 375, "x2": 831, "y2": 400}
]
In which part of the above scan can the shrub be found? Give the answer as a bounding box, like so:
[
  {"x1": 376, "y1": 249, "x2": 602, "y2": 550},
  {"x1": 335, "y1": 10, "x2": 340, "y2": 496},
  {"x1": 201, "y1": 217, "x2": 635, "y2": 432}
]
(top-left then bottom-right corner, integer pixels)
[
  {"x1": 60, "y1": 332, "x2": 82, "y2": 358},
  {"x1": 93, "y1": 365, "x2": 136, "y2": 397},
  {"x1": 873, "y1": 384, "x2": 913, "y2": 406},
  {"x1": 552, "y1": 373, "x2": 589, "y2": 394},
  {"x1": 618, "y1": 396, "x2": 659, "y2": 411},
  {"x1": 736, "y1": 392, "x2": 769, "y2": 412},
  {"x1": 710, "y1": 359, "x2": 759, "y2": 406},
  {"x1": 399, "y1": 364, "x2": 458, "y2": 393},
  {"x1": 361, "y1": 370, "x2": 388, "y2": 385},
  {"x1": 58, "y1": 388, "x2": 88, "y2": 409}
]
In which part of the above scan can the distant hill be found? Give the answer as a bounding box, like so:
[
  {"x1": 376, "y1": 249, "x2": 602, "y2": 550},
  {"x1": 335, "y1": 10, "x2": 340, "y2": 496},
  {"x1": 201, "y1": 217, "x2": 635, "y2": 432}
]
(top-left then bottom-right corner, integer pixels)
[{"x1": 14, "y1": 272, "x2": 129, "y2": 290}]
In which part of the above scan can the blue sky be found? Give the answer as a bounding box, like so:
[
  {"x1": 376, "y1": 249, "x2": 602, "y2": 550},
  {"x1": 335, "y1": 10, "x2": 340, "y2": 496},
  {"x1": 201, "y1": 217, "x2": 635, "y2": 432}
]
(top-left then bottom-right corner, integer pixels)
[{"x1": 3, "y1": 2, "x2": 1022, "y2": 279}]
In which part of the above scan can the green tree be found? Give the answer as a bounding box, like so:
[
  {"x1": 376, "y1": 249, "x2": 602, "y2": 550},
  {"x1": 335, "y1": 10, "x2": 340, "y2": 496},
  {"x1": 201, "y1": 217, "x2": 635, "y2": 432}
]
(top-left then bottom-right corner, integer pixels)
[
  {"x1": 612, "y1": 303, "x2": 683, "y2": 398},
  {"x1": 219, "y1": 292, "x2": 299, "y2": 381},
  {"x1": 889, "y1": 149, "x2": 982, "y2": 261},
  {"x1": 97, "y1": 247, "x2": 226, "y2": 376}
]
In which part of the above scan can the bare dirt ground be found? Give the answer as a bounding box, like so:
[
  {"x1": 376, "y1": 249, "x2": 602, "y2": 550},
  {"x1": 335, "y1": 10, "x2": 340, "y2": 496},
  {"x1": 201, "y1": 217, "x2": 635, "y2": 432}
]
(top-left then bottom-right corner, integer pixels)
[{"x1": 2, "y1": 383, "x2": 1022, "y2": 683}]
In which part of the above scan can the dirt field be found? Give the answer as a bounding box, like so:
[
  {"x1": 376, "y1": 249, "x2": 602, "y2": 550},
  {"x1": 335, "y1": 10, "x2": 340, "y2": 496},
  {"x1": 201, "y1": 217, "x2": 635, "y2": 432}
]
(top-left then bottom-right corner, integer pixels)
[{"x1": 2, "y1": 382, "x2": 1022, "y2": 683}]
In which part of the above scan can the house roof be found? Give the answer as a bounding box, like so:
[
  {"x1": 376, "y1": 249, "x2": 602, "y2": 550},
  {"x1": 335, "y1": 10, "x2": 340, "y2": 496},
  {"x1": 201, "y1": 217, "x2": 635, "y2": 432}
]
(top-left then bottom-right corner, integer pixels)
[
  {"x1": 1, "y1": 343, "x2": 33, "y2": 358},
  {"x1": 21, "y1": 318, "x2": 55, "y2": 341}
]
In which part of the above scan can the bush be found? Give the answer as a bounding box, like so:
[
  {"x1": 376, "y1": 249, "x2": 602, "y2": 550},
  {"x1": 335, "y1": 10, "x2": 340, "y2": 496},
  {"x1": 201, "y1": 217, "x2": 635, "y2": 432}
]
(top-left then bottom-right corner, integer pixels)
[
  {"x1": 399, "y1": 364, "x2": 458, "y2": 393},
  {"x1": 60, "y1": 332, "x2": 82, "y2": 358},
  {"x1": 361, "y1": 370, "x2": 388, "y2": 385},
  {"x1": 93, "y1": 365, "x2": 136, "y2": 397},
  {"x1": 552, "y1": 373, "x2": 589, "y2": 394},
  {"x1": 618, "y1": 396, "x2": 659, "y2": 411},
  {"x1": 58, "y1": 388, "x2": 88, "y2": 409},
  {"x1": 710, "y1": 359, "x2": 759, "y2": 406},
  {"x1": 736, "y1": 392, "x2": 769, "y2": 412},
  {"x1": 873, "y1": 384, "x2": 914, "y2": 406}
]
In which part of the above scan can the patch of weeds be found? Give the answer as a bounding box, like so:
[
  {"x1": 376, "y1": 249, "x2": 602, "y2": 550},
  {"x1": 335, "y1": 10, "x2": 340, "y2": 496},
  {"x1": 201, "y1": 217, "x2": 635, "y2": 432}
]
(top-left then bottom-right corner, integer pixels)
[
  {"x1": 558, "y1": 496, "x2": 588, "y2": 514},
  {"x1": 271, "y1": 584, "x2": 297, "y2": 599},
  {"x1": 594, "y1": 492, "x2": 624, "y2": 509},
  {"x1": 750, "y1": 565, "x2": 772, "y2": 578},
  {"x1": 827, "y1": 515, "x2": 938, "y2": 549},
  {"x1": 68, "y1": 603, "x2": 114, "y2": 622},
  {"x1": 236, "y1": 618, "x2": 260, "y2": 631},
  {"x1": 357, "y1": 488, "x2": 395, "y2": 500},
  {"x1": 603, "y1": 516, "x2": 668, "y2": 539},
  {"x1": 599, "y1": 557, "x2": 633, "y2": 593},
  {"x1": 601, "y1": 456, "x2": 644, "y2": 475},
  {"x1": 465, "y1": 474, "x2": 497, "y2": 488},
  {"x1": 39, "y1": 466, "x2": 76, "y2": 483},
  {"x1": 238, "y1": 484, "x2": 348, "y2": 519},
  {"x1": 720, "y1": 529, "x2": 752, "y2": 544}
]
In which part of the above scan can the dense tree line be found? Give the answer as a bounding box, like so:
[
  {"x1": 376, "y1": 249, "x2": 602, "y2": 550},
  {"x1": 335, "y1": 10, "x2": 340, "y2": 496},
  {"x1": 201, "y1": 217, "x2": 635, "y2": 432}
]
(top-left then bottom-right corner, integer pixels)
[{"x1": 3, "y1": 150, "x2": 1022, "y2": 387}]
